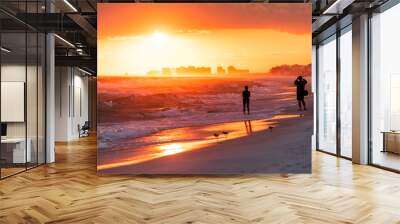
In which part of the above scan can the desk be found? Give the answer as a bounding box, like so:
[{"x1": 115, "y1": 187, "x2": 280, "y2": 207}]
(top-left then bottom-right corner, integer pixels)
[
  {"x1": 382, "y1": 131, "x2": 400, "y2": 154},
  {"x1": 1, "y1": 138, "x2": 31, "y2": 163}
]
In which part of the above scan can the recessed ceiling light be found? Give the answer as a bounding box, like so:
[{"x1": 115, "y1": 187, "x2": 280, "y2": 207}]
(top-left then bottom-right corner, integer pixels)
[
  {"x1": 63, "y1": 0, "x2": 78, "y2": 12},
  {"x1": 1, "y1": 47, "x2": 11, "y2": 53},
  {"x1": 54, "y1": 34, "x2": 75, "y2": 48},
  {"x1": 322, "y1": 0, "x2": 355, "y2": 15},
  {"x1": 78, "y1": 67, "x2": 93, "y2": 76}
]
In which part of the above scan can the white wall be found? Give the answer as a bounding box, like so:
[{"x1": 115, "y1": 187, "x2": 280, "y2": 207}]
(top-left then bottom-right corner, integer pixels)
[
  {"x1": 55, "y1": 67, "x2": 89, "y2": 141},
  {"x1": 55, "y1": 67, "x2": 70, "y2": 141},
  {"x1": 72, "y1": 72, "x2": 89, "y2": 138}
]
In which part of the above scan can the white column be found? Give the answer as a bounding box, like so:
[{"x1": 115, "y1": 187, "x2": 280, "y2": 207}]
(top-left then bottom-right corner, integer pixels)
[
  {"x1": 45, "y1": 0, "x2": 56, "y2": 163},
  {"x1": 46, "y1": 33, "x2": 55, "y2": 163},
  {"x1": 352, "y1": 14, "x2": 369, "y2": 164}
]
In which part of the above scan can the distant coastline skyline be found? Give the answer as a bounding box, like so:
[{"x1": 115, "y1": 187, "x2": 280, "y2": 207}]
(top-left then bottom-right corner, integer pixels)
[
  {"x1": 143, "y1": 65, "x2": 250, "y2": 76},
  {"x1": 101, "y1": 63, "x2": 312, "y2": 77}
]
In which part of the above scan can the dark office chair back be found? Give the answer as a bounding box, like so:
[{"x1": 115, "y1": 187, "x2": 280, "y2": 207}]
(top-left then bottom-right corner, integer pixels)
[
  {"x1": 82, "y1": 121, "x2": 90, "y2": 130},
  {"x1": 1, "y1": 123, "x2": 7, "y2": 137}
]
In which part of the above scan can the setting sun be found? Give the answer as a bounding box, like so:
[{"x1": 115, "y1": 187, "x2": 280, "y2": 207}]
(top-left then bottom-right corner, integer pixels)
[{"x1": 151, "y1": 31, "x2": 169, "y2": 43}]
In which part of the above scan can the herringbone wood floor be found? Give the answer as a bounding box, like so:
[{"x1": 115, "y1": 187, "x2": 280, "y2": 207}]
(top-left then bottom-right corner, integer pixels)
[{"x1": 1, "y1": 136, "x2": 400, "y2": 224}]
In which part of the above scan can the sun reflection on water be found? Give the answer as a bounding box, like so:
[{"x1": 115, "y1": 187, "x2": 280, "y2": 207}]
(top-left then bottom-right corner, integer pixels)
[{"x1": 160, "y1": 143, "x2": 184, "y2": 156}]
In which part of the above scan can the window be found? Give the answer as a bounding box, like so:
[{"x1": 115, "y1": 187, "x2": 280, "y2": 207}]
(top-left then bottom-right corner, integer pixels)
[
  {"x1": 317, "y1": 35, "x2": 337, "y2": 154},
  {"x1": 339, "y1": 28, "x2": 352, "y2": 158},
  {"x1": 370, "y1": 3, "x2": 400, "y2": 171}
]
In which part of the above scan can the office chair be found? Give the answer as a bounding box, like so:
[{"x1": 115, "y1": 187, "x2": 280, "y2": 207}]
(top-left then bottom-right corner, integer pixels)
[{"x1": 79, "y1": 121, "x2": 90, "y2": 138}]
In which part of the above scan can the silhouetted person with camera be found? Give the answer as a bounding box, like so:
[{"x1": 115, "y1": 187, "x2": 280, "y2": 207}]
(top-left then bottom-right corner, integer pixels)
[
  {"x1": 242, "y1": 86, "x2": 251, "y2": 114},
  {"x1": 294, "y1": 76, "x2": 307, "y2": 111}
]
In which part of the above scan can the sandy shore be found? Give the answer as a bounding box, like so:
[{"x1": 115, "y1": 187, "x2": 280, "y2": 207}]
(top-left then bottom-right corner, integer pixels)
[{"x1": 98, "y1": 98, "x2": 313, "y2": 174}]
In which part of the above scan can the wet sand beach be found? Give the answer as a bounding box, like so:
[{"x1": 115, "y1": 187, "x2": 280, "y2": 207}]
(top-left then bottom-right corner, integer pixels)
[{"x1": 98, "y1": 99, "x2": 312, "y2": 174}]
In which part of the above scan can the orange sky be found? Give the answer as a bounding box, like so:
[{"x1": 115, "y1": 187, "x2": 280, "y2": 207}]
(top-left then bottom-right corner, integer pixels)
[{"x1": 98, "y1": 3, "x2": 311, "y2": 76}]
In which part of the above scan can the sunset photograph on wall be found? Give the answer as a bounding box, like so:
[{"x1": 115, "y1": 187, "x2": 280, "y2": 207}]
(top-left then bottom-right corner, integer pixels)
[{"x1": 97, "y1": 3, "x2": 312, "y2": 174}]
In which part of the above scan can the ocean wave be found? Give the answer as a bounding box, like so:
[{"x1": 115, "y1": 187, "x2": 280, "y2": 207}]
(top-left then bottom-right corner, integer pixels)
[{"x1": 98, "y1": 75, "x2": 300, "y2": 150}]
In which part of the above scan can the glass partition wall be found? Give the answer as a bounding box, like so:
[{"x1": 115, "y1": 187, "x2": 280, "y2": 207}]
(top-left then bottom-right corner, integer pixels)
[
  {"x1": 0, "y1": 4, "x2": 46, "y2": 179},
  {"x1": 0, "y1": 30, "x2": 27, "y2": 177},
  {"x1": 316, "y1": 26, "x2": 353, "y2": 159}
]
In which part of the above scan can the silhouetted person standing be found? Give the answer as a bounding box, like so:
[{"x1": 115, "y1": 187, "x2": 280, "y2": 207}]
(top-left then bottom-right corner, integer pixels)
[
  {"x1": 242, "y1": 86, "x2": 250, "y2": 114},
  {"x1": 294, "y1": 76, "x2": 307, "y2": 111}
]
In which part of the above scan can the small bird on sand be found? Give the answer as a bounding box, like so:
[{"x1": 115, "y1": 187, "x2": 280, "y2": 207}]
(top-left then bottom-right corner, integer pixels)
[
  {"x1": 213, "y1": 133, "x2": 220, "y2": 138},
  {"x1": 268, "y1": 126, "x2": 275, "y2": 132},
  {"x1": 222, "y1": 131, "x2": 229, "y2": 137}
]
